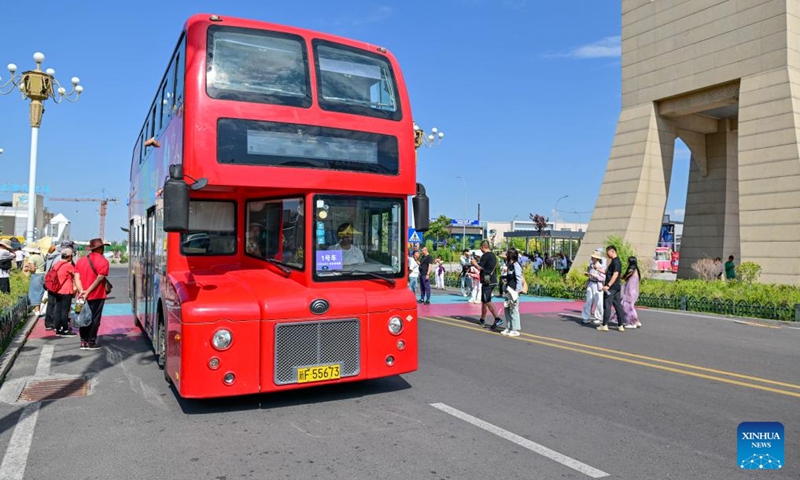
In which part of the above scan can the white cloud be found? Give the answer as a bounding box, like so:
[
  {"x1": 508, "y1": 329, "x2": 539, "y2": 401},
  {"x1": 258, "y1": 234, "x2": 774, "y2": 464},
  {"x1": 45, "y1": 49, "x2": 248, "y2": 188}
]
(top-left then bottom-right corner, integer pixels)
[
  {"x1": 667, "y1": 208, "x2": 685, "y2": 220},
  {"x1": 328, "y1": 6, "x2": 393, "y2": 29},
  {"x1": 561, "y1": 36, "x2": 621, "y2": 59}
]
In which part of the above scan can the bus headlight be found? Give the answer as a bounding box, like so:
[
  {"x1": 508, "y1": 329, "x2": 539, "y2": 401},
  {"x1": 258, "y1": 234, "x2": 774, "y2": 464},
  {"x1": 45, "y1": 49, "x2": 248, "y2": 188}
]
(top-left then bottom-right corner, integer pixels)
[
  {"x1": 212, "y1": 329, "x2": 233, "y2": 350},
  {"x1": 388, "y1": 316, "x2": 403, "y2": 335}
]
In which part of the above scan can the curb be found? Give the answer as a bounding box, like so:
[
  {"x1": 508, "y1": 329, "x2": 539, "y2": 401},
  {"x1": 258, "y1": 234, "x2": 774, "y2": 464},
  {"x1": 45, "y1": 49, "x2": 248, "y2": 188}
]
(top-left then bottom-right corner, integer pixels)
[{"x1": 0, "y1": 312, "x2": 40, "y2": 385}]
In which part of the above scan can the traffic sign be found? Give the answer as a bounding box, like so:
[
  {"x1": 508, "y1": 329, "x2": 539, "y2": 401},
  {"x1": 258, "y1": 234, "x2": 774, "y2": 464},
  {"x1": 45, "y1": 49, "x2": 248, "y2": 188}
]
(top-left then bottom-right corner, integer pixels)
[{"x1": 408, "y1": 228, "x2": 422, "y2": 243}]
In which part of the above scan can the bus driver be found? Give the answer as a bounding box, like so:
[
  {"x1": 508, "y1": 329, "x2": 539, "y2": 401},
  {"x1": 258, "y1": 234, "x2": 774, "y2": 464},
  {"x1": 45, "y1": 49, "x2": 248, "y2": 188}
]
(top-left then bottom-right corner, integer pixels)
[{"x1": 330, "y1": 222, "x2": 365, "y2": 266}]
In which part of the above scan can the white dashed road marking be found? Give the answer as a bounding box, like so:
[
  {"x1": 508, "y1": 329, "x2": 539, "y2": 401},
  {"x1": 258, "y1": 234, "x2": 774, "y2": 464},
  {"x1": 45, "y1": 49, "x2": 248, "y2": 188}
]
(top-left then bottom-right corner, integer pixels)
[
  {"x1": 430, "y1": 402, "x2": 610, "y2": 478},
  {"x1": 0, "y1": 344, "x2": 54, "y2": 480}
]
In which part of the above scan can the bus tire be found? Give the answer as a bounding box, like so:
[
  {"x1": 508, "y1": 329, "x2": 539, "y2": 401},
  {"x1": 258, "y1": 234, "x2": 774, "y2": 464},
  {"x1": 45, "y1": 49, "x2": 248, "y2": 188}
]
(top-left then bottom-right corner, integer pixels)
[
  {"x1": 132, "y1": 286, "x2": 143, "y2": 330},
  {"x1": 157, "y1": 316, "x2": 171, "y2": 384}
]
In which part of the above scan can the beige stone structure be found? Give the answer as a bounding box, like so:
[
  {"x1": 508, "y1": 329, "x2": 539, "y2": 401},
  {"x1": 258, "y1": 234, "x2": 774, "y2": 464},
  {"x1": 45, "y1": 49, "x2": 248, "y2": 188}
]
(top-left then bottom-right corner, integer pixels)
[{"x1": 576, "y1": 0, "x2": 800, "y2": 284}]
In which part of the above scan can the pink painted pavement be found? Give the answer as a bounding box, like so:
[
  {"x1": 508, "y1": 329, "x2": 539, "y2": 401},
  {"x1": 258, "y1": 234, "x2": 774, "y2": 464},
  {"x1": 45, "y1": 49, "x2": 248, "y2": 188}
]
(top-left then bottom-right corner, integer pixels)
[
  {"x1": 419, "y1": 299, "x2": 583, "y2": 317},
  {"x1": 29, "y1": 314, "x2": 140, "y2": 340}
]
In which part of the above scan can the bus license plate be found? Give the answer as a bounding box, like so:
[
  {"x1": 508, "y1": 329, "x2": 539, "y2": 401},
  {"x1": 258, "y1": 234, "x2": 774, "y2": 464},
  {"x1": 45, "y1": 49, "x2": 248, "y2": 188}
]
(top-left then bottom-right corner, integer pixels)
[{"x1": 296, "y1": 364, "x2": 341, "y2": 384}]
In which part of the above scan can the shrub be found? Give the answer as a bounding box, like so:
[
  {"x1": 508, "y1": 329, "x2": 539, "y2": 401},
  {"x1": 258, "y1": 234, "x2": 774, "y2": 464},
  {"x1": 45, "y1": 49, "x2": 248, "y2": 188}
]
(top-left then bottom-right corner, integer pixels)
[
  {"x1": 691, "y1": 258, "x2": 720, "y2": 281},
  {"x1": 605, "y1": 234, "x2": 638, "y2": 273},
  {"x1": 736, "y1": 261, "x2": 762, "y2": 284},
  {"x1": 0, "y1": 270, "x2": 30, "y2": 310},
  {"x1": 565, "y1": 266, "x2": 588, "y2": 289}
]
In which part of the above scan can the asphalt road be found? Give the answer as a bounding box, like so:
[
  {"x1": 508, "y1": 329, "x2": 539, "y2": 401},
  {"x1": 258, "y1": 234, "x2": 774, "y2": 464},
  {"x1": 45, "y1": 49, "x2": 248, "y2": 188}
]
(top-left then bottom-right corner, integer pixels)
[{"x1": 0, "y1": 265, "x2": 797, "y2": 479}]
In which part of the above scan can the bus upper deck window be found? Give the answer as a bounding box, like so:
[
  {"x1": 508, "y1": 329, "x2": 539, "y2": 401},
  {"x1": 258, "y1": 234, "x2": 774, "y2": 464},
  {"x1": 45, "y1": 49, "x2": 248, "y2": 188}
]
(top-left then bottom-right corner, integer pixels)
[
  {"x1": 314, "y1": 40, "x2": 402, "y2": 121},
  {"x1": 206, "y1": 26, "x2": 311, "y2": 108}
]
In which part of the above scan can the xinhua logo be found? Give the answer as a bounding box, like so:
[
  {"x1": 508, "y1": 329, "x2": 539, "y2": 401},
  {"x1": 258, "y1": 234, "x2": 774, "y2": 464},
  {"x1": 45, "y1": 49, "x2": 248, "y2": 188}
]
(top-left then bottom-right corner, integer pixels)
[{"x1": 738, "y1": 422, "x2": 784, "y2": 470}]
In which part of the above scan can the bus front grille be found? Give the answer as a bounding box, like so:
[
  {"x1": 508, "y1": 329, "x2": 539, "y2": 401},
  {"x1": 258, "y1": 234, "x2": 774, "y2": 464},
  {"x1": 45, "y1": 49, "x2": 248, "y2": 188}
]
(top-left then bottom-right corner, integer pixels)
[{"x1": 274, "y1": 319, "x2": 361, "y2": 385}]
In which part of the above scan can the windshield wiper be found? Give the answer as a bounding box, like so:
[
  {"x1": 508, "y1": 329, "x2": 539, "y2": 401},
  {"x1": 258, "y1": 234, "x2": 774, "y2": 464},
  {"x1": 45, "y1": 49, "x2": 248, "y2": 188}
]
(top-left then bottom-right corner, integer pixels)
[
  {"x1": 265, "y1": 257, "x2": 292, "y2": 276},
  {"x1": 337, "y1": 270, "x2": 396, "y2": 286},
  {"x1": 321, "y1": 96, "x2": 391, "y2": 109}
]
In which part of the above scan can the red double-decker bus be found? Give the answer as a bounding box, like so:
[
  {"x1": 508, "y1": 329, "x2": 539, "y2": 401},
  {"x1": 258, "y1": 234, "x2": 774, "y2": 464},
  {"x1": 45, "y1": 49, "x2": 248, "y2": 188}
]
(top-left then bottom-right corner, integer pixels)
[{"x1": 128, "y1": 14, "x2": 429, "y2": 398}]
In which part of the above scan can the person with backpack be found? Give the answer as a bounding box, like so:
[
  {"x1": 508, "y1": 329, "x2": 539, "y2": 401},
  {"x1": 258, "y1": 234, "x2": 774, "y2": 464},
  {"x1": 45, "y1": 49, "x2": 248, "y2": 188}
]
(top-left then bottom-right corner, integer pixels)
[
  {"x1": 47, "y1": 248, "x2": 83, "y2": 337},
  {"x1": 75, "y1": 238, "x2": 112, "y2": 350},
  {"x1": 500, "y1": 248, "x2": 524, "y2": 337},
  {"x1": 43, "y1": 240, "x2": 75, "y2": 331},
  {"x1": 471, "y1": 240, "x2": 503, "y2": 329},
  {"x1": 0, "y1": 239, "x2": 15, "y2": 294}
]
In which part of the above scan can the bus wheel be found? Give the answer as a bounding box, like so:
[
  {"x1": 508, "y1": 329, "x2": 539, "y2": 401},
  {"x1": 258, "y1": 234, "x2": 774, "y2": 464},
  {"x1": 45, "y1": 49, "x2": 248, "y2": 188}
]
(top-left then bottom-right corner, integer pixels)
[{"x1": 157, "y1": 318, "x2": 171, "y2": 384}]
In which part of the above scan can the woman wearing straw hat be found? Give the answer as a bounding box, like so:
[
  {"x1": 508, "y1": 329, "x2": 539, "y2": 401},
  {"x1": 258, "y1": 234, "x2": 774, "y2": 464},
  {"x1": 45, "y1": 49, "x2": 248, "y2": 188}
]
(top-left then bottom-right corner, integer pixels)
[
  {"x1": 52, "y1": 248, "x2": 83, "y2": 337},
  {"x1": 581, "y1": 251, "x2": 606, "y2": 325},
  {"x1": 0, "y1": 239, "x2": 15, "y2": 294},
  {"x1": 24, "y1": 246, "x2": 46, "y2": 316}
]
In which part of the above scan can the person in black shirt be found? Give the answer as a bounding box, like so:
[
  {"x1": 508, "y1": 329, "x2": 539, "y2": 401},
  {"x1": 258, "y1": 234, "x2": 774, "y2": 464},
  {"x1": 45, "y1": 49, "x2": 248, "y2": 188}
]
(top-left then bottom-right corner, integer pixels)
[
  {"x1": 471, "y1": 240, "x2": 502, "y2": 329},
  {"x1": 418, "y1": 246, "x2": 432, "y2": 305},
  {"x1": 598, "y1": 245, "x2": 627, "y2": 331}
]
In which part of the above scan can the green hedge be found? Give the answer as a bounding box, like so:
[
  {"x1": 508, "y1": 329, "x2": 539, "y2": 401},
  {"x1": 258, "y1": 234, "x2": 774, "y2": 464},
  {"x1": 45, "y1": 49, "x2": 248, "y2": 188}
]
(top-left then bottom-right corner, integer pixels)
[
  {"x1": 0, "y1": 271, "x2": 29, "y2": 355},
  {"x1": 526, "y1": 271, "x2": 800, "y2": 321},
  {"x1": 0, "y1": 271, "x2": 30, "y2": 310}
]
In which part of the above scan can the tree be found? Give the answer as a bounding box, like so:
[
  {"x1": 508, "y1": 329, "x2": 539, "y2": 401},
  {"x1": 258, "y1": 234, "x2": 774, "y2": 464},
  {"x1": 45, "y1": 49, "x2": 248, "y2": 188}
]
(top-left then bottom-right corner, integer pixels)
[
  {"x1": 528, "y1": 213, "x2": 550, "y2": 256},
  {"x1": 426, "y1": 215, "x2": 453, "y2": 246},
  {"x1": 529, "y1": 213, "x2": 548, "y2": 234}
]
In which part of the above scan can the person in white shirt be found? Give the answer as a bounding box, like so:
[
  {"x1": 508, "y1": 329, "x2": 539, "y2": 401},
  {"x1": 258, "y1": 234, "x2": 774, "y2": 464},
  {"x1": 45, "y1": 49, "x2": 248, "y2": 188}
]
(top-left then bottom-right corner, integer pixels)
[
  {"x1": 330, "y1": 222, "x2": 365, "y2": 266},
  {"x1": 14, "y1": 248, "x2": 25, "y2": 270},
  {"x1": 408, "y1": 251, "x2": 420, "y2": 294},
  {"x1": 0, "y1": 239, "x2": 16, "y2": 294}
]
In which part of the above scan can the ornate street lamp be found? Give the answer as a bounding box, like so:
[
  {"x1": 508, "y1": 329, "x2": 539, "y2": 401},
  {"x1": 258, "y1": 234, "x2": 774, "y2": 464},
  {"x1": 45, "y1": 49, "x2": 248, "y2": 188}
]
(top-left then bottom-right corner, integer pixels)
[
  {"x1": 1, "y1": 52, "x2": 83, "y2": 243},
  {"x1": 413, "y1": 123, "x2": 444, "y2": 148}
]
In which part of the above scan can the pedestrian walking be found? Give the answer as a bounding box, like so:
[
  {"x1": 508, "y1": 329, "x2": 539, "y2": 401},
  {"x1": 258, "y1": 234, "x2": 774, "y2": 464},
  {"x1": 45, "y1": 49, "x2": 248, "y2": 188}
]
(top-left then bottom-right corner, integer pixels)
[
  {"x1": 24, "y1": 246, "x2": 46, "y2": 316},
  {"x1": 501, "y1": 248, "x2": 524, "y2": 337},
  {"x1": 14, "y1": 247, "x2": 25, "y2": 270},
  {"x1": 459, "y1": 249, "x2": 472, "y2": 297},
  {"x1": 0, "y1": 239, "x2": 15, "y2": 294},
  {"x1": 597, "y1": 245, "x2": 626, "y2": 332},
  {"x1": 713, "y1": 257, "x2": 723, "y2": 280},
  {"x1": 50, "y1": 248, "x2": 82, "y2": 337},
  {"x1": 621, "y1": 256, "x2": 642, "y2": 328},
  {"x1": 75, "y1": 238, "x2": 112, "y2": 350},
  {"x1": 468, "y1": 257, "x2": 482, "y2": 303},
  {"x1": 471, "y1": 241, "x2": 502, "y2": 329},
  {"x1": 43, "y1": 241, "x2": 72, "y2": 331},
  {"x1": 581, "y1": 251, "x2": 606, "y2": 325},
  {"x1": 408, "y1": 251, "x2": 420, "y2": 295},
  {"x1": 725, "y1": 255, "x2": 736, "y2": 280},
  {"x1": 418, "y1": 247, "x2": 432, "y2": 305},
  {"x1": 435, "y1": 255, "x2": 445, "y2": 290}
]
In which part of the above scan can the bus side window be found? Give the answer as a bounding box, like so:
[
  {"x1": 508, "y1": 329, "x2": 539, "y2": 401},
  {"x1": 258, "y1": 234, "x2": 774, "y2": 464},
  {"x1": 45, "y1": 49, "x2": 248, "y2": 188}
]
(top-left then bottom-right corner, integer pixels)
[
  {"x1": 157, "y1": 80, "x2": 166, "y2": 133},
  {"x1": 163, "y1": 57, "x2": 176, "y2": 121},
  {"x1": 175, "y1": 46, "x2": 185, "y2": 109}
]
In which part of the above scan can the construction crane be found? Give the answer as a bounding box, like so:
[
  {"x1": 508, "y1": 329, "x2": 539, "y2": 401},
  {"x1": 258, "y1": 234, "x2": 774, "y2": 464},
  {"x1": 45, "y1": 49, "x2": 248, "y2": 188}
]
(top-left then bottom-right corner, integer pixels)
[{"x1": 50, "y1": 197, "x2": 119, "y2": 240}]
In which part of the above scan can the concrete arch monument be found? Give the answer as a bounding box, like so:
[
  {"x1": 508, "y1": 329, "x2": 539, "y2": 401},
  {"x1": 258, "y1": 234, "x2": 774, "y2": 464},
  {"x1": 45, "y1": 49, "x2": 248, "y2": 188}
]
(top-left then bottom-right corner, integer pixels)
[{"x1": 575, "y1": 0, "x2": 800, "y2": 284}]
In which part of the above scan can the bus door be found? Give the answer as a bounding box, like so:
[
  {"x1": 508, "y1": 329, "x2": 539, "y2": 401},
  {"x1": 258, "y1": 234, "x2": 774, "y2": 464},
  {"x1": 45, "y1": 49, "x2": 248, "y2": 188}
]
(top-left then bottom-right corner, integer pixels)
[{"x1": 144, "y1": 207, "x2": 157, "y2": 335}]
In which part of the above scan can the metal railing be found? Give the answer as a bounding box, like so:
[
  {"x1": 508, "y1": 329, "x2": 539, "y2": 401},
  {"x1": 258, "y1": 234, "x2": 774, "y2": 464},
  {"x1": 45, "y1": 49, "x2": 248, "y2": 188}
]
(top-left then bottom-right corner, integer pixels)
[{"x1": 0, "y1": 295, "x2": 29, "y2": 354}]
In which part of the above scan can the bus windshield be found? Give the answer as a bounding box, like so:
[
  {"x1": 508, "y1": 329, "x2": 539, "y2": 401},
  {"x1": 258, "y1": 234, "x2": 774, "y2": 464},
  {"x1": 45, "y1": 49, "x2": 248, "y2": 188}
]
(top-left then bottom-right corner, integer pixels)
[
  {"x1": 207, "y1": 26, "x2": 310, "y2": 107},
  {"x1": 314, "y1": 40, "x2": 401, "y2": 120},
  {"x1": 246, "y1": 198, "x2": 305, "y2": 270},
  {"x1": 313, "y1": 195, "x2": 403, "y2": 279}
]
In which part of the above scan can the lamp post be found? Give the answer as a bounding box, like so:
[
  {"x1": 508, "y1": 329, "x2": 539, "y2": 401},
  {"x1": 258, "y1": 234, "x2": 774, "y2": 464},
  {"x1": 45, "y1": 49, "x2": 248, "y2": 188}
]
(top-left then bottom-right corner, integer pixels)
[
  {"x1": 455, "y1": 175, "x2": 466, "y2": 250},
  {"x1": 413, "y1": 123, "x2": 445, "y2": 148},
  {"x1": 553, "y1": 194, "x2": 569, "y2": 232},
  {"x1": 553, "y1": 194, "x2": 568, "y2": 258},
  {"x1": 509, "y1": 215, "x2": 518, "y2": 249},
  {"x1": 1, "y1": 52, "x2": 83, "y2": 244}
]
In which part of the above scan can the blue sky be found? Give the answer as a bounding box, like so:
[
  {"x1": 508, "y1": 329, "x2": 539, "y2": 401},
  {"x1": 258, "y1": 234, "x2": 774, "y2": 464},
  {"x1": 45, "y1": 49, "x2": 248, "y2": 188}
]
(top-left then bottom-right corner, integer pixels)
[{"x1": 0, "y1": 0, "x2": 690, "y2": 242}]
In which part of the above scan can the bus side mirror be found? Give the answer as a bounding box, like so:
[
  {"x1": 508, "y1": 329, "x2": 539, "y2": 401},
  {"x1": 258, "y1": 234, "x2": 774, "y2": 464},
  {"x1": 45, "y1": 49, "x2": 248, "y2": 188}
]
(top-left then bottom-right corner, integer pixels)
[
  {"x1": 412, "y1": 183, "x2": 429, "y2": 232},
  {"x1": 163, "y1": 165, "x2": 190, "y2": 232}
]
